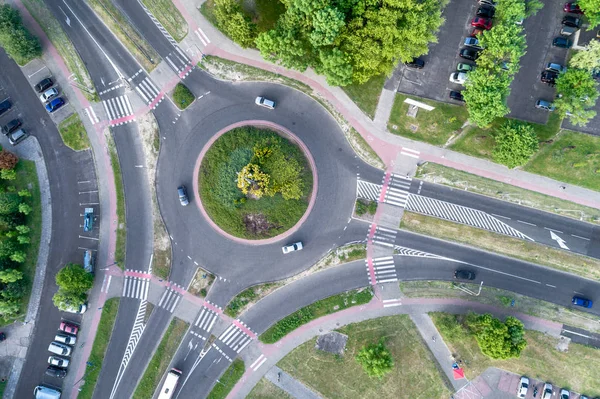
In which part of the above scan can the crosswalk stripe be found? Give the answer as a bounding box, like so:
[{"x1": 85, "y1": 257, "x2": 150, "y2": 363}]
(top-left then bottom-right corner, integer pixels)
[
  {"x1": 123, "y1": 95, "x2": 133, "y2": 115},
  {"x1": 135, "y1": 85, "x2": 151, "y2": 104}
]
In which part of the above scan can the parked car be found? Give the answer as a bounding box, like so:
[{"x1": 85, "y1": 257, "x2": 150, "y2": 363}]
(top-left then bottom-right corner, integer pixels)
[
  {"x1": 405, "y1": 58, "x2": 425, "y2": 68},
  {"x1": 449, "y1": 72, "x2": 468, "y2": 85},
  {"x1": 2, "y1": 119, "x2": 22, "y2": 135},
  {"x1": 282, "y1": 242, "x2": 303, "y2": 254},
  {"x1": 517, "y1": 376, "x2": 529, "y2": 398},
  {"x1": 83, "y1": 208, "x2": 94, "y2": 232},
  {"x1": 8, "y1": 129, "x2": 28, "y2": 146},
  {"x1": 59, "y1": 321, "x2": 79, "y2": 335},
  {"x1": 454, "y1": 270, "x2": 475, "y2": 280},
  {"x1": 560, "y1": 25, "x2": 578, "y2": 36},
  {"x1": 0, "y1": 99, "x2": 11, "y2": 117},
  {"x1": 563, "y1": 2, "x2": 583, "y2": 14},
  {"x1": 34, "y1": 78, "x2": 54, "y2": 93},
  {"x1": 459, "y1": 48, "x2": 480, "y2": 61},
  {"x1": 553, "y1": 37, "x2": 572, "y2": 48},
  {"x1": 45, "y1": 366, "x2": 67, "y2": 379},
  {"x1": 541, "y1": 70, "x2": 558, "y2": 85},
  {"x1": 45, "y1": 97, "x2": 65, "y2": 113},
  {"x1": 177, "y1": 185, "x2": 189, "y2": 206},
  {"x1": 457, "y1": 63, "x2": 476, "y2": 72},
  {"x1": 62, "y1": 303, "x2": 87, "y2": 314},
  {"x1": 39, "y1": 87, "x2": 59, "y2": 103},
  {"x1": 54, "y1": 334, "x2": 76, "y2": 345},
  {"x1": 535, "y1": 100, "x2": 555, "y2": 111},
  {"x1": 471, "y1": 27, "x2": 484, "y2": 36},
  {"x1": 48, "y1": 341, "x2": 71, "y2": 357},
  {"x1": 560, "y1": 389, "x2": 570, "y2": 399},
  {"x1": 464, "y1": 37, "x2": 483, "y2": 49},
  {"x1": 48, "y1": 355, "x2": 69, "y2": 368},
  {"x1": 479, "y1": 0, "x2": 496, "y2": 6},
  {"x1": 0, "y1": 332, "x2": 5, "y2": 341},
  {"x1": 255, "y1": 96, "x2": 275, "y2": 109},
  {"x1": 471, "y1": 17, "x2": 492, "y2": 30},
  {"x1": 83, "y1": 249, "x2": 95, "y2": 275},
  {"x1": 562, "y1": 16, "x2": 581, "y2": 27},
  {"x1": 542, "y1": 383, "x2": 553, "y2": 399},
  {"x1": 34, "y1": 385, "x2": 61, "y2": 399},
  {"x1": 476, "y1": 5, "x2": 495, "y2": 18},
  {"x1": 449, "y1": 91, "x2": 465, "y2": 102},
  {"x1": 546, "y1": 63, "x2": 567, "y2": 73},
  {"x1": 572, "y1": 296, "x2": 593, "y2": 308}
]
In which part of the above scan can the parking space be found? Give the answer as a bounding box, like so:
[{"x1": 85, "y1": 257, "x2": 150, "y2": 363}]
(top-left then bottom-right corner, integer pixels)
[{"x1": 73, "y1": 150, "x2": 100, "y2": 264}]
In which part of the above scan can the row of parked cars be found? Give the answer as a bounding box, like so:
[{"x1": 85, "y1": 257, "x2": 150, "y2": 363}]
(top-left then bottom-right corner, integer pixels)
[
  {"x1": 551, "y1": 2, "x2": 585, "y2": 49},
  {"x1": 518, "y1": 377, "x2": 598, "y2": 399}
]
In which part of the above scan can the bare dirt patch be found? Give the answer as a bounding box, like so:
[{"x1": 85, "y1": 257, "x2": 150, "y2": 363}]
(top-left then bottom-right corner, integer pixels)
[
  {"x1": 243, "y1": 213, "x2": 282, "y2": 237},
  {"x1": 188, "y1": 267, "x2": 215, "y2": 297}
]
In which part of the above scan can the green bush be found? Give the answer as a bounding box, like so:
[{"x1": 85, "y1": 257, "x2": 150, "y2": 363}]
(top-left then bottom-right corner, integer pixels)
[
  {"x1": 355, "y1": 200, "x2": 367, "y2": 216},
  {"x1": 367, "y1": 201, "x2": 377, "y2": 215},
  {"x1": 0, "y1": 5, "x2": 42, "y2": 65},
  {"x1": 172, "y1": 83, "x2": 195, "y2": 110}
]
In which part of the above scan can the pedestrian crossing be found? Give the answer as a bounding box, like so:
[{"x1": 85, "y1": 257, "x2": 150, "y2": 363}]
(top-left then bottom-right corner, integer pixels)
[
  {"x1": 157, "y1": 287, "x2": 182, "y2": 313},
  {"x1": 122, "y1": 275, "x2": 149, "y2": 300},
  {"x1": 193, "y1": 306, "x2": 219, "y2": 335},
  {"x1": 165, "y1": 47, "x2": 194, "y2": 79},
  {"x1": 194, "y1": 27, "x2": 211, "y2": 47},
  {"x1": 218, "y1": 323, "x2": 253, "y2": 354},
  {"x1": 356, "y1": 179, "x2": 381, "y2": 201},
  {"x1": 84, "y1": 106, "x2": 100, "y2": 125},
  {"x1": 367, "y1": 256, "x2": 398, "y2": 284},
  {"x1": 133, "y1": 77, "x2": 163, "y2": 108},
  {"x1": 102, "y1": 95, "x2": 135, "y2": 126},
  {"x1": 383, "y1": 173, "x2": 411, "y2": 208},
  {"x1": 370, "y1": 225, "x2": 397, "y2": 248}
]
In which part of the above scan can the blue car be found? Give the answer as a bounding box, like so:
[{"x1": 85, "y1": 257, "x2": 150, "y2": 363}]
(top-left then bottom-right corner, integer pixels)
[
  {"x1": 572, "y1": 296, "x2": 593, "y2": 308},
  {"x1": 45, "y1": 97, "x2": 65, "y2": 113}
]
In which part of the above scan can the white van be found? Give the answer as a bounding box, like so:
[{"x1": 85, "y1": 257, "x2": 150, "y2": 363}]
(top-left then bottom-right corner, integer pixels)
[
  {"x1": 34, "y1": 385, "x2": 61, "y2": 399},
  {"x1": 48, "y1": 342, "x2": 71, "y2": 357}
]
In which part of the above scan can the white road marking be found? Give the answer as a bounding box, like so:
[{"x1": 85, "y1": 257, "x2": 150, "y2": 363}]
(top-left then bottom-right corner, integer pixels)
[
  {"x1": 491, "y1": 213, "x2": 511, "y2": 220},
  {"x1": 517, "y1": 220, "x2": 536, "y2": 226},
  {"x1": 545, "y1": 284, "x2": 556, "y2": 288},
  {"x1": 550, "y1": 230, "x2": 570, "y2": 250},
  {"x1": 544, "y1": 227, "x2": 563, "y2": 233},
  {"x1": 571, "y1": 234, "x2": 590, "y2": 241}
]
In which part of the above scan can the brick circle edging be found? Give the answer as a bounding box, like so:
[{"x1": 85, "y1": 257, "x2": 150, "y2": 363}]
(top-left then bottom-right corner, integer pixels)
[{"x1": 192, "y1": 120, "x2": 318, "y2": 245}]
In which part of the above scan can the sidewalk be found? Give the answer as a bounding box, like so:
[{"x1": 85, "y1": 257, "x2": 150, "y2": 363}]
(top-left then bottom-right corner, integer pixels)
[{"x1": 171, "y1": 0, "x2": 600, "y2": 210}]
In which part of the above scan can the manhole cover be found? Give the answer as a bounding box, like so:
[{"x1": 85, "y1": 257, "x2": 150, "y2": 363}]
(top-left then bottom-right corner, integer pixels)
[{"x1": 392, "y1": 125, "x2": 398, "y2": 130}]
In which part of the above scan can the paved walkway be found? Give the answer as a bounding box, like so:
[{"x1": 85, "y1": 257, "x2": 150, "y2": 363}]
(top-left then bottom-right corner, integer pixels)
[{"x1": 265, "y1": 366, "x2": 322, "y2": 399}]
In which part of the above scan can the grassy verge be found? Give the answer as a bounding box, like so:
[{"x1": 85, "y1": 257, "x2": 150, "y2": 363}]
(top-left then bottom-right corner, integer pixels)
[
  {"x1": 77, "y1": 298, "x2": 120, "y2": 399},
  {"x1": 247, "y1": 378, "x2": 292, "y2": 399},
  {"x1": 108, "y1": 133, "x2": 126, "y2": 269},
  {"x1": 58, "y1": 113, "x2": 91, "y2": 151},
  {"x1": 525, "y1": 130, "x2": 600, "y2": 193},
  {"x1": 207, "y1": 359, "x2": 245, "y2": 399},
  {"x1": 431, "y1": 312, "x2": 600, "y2": 395},
  {"x1": 415, "y1": 162, "x2": 600, "y2": 224},
  {"x1": 341, "y1": 75, "x2": 386, "y2": 119},
  {"x1": 133, "y1": 318, "x2": 189, "y2": 399},
  {"x1": 21, "y1": 0, "x2": 97, "y2": 101},
  {"x1": 225, "y1": 283, "x2": 281, "y2": 318},
  {"x1": 278, "y1": 315, "x2": 452, "y2": 399},
  {"x1": 388, "y1": 93, "x2": 469, "y2": 146},
  {"x1": 172, "y1": 83, "x2": 195, "y2": 110},
  {"x1": 400, "y1": 212, "x2": 600, "y2": 280},
  {"x1": 141, "y1": 0, "x2": 187, "y2": 42},
  {"x1": 88, "y1": 0, "x2": 159, "y2": 72},
  {"x1": 260, "y1": 288, "x2": 373, "y2": 344}
]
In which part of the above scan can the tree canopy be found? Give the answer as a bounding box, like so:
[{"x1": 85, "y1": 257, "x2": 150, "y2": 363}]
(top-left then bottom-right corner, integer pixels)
[
  {"x1": 466, "y1": 313, "x2": 527, "y2": 359},
  {"x1": 55, "y1": 263, "x2": 94, "y2": 293},
  {"x1": 569, "y1": 40, "x2": 600, "y2": 73},
  {"x1": 0, "y1": 5, "x2": 42, "y2": 65},
  {"x1": 492, "y1": 121, "x2": 538, "y2": 168},
  {"x1": 578, "y1": 0, "x2": 600, "y2": 29},
  {"x1": 554, "y1": 68, "x2": 599, "y2": 126},
  {"x1": 355, "y1": 339, "x2": 394, "y2": 378}
]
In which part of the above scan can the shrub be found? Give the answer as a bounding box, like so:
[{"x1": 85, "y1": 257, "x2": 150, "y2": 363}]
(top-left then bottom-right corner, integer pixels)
[
  {"x1": 355, "y1": 339, "x2": 394, "y2": 379},
  {"x1": 0, "y1": 150, "x2": 18, "y2": 170},
  {"x1": 355, "y1": 200, "x2": 367, "y2": 215},
  {"x1": 0, "y1": 5, "x2": 42, "y2": 65}
]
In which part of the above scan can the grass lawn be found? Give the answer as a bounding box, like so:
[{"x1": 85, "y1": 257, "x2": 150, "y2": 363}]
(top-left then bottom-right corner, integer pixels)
[
  {"x1": 77, "y1": 298, "x2": 120, "y2": 399},
  {"x1": 260, "y1": 288, "x2": 373, "y2": 344},
  {"x1": 278, "y1": 315, "x2": 451, "y2": 399},
  {"x1": 247, "y1": 378, "x2": 292, "y2": 399},
  {"x1": 524, "y1": 130, "x2": 600, "y2": 192},
  {"x1": 207, "y1": 359, "x2": 245, "y2": 399},
  {"x1": 172, "y1": 83, "x2": 195, "y2": 110},
  {"x1": 431, "y1": 312, "x2": 600, "y2": 396},
  {"x1": 133, "y1": 318, "x2": 189, "y2": 399},
  {"x1": 400, "y1": 212, "x2": 600, "y2": 280},
  {"x1": 141, "y1": 0, "x2": 188, "y2": 42},
  {"x1": 88, "y1": 0, "x2": 159, "y2": 72},
  {"x1": 341, "y1": 75, "x2": 386, "y2": 119},
  {"x1": 225, "y1": 283, "x2": 280, "y2": 318},
  {"x1": 198, "y1": 126, "x2": 313, "y2": 239},
  {"x1": 388, "y1": 94, "x2": 469, "y2": 146},
  {"x1": 108, "y1": 134, "x2": 126, "y2": 269},
  {"x1": 58, "y1": 113, "x2": 91, "y2": 151}
]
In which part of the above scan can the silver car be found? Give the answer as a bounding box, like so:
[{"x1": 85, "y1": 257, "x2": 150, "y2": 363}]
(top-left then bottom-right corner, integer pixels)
[
  {"x1": 39, "y1": 87, "x2": 59, "y2": 103},
  {"x1": 282, "y1": 242, "x2": 303, "y2": 254},
  {"x1": 255, "y1": 96, "x2": 276, "y2": 109}
]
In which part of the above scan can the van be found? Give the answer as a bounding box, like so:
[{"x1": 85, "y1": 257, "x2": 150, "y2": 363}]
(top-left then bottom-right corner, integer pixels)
[
  {"x1": 48, "y1": 342, "x2": 71, "y2": 357},
  {"x1": 34, "y1": 385, "x2": 61, "y2": 399},
  {"x1": 255, "y1": 96, "x2": 276, "y2": 109},
  {"x1": 560, "y1": 26, "x2": 578, "y2": 36}
]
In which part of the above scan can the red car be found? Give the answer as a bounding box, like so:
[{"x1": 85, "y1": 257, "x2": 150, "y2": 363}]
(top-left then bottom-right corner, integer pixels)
[
  {"x1": 471, "y1": 17, "x2": 492, "y2": 30},
  {"x1": 59, "y1": 322, "x2": 78, "y2": 335},
  {"x1": 563, "y1": 2, "x2": 583, "y2": 14}
]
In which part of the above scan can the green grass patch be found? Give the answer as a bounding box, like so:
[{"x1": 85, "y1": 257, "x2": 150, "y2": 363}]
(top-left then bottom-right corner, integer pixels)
[
  {"x1": 260, "y1": 288, "x2": 373, "y2": 343},
  {"x1": 133, "y1": 318, "x2": 189, "y2": 399},
  {"x1": 141, "y1": 0, "x2": 187, "y2": 42},
  {"x1": 247, "y1": 378, "x2": 292, "y2": 399},
  {"x1": 431, "y1": 312, "x2": 600, "y2": 396},
  {"x1": 198, "y1": 126, "x2": 313, "y2": 239},
  {"x1": 58, "y1": 113, "x2": 91, "y2": 151},
  {"x1": 355, "y1": 199, "x2": 377, "y2": 216},
  {"x1": 225, "y1": 283, "x2": 279, "y2": 318},
  {"x1": 77, "y1": 298, "x2": 120, "y2": 399},
  {"x1": 388, "y1": 94, "x2": 469, "y2": 146},
  {"x1": 172, "y1": 83, "x2": 195, "y2": 110},
  {"x1": 108, "y1": 135, "x2": 126, "y2": 269},
  {"x1": 341, "y1": 75, "x2": 386, "y2": 119},
  {"x1": 278, "y1": 315, "x2": 451, "y2": 399},
  {"x1": 524, "y1": 130, "x2": 600, "y2": 192},
  {"x1": 207, "y1": 358, "x2": 245, "y2": 399}
]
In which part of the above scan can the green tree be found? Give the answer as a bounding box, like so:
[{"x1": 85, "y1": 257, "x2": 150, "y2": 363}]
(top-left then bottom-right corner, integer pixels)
[
  {"x1": 577, "y1": 0, "x2": 600, "y2": 29},
  {"x1": 463, "y1": 69, "x2": 511, "y2": 127},
  {"x1": 55, "y1": 263, "x2": 94, "y2": 293},
  {"x1": 569, "y1": 40, "x2": 600, "y2": 73},
  {"x1": 0, "y1": 5, "x2": 42, "y2": 65},
  {"x1": 316, "y1": 48, "x2": 353, "y2": 86},
  {"x1": 466, "y1": 313, "x2": 527, "y2": 359},
  {"x1": 0, "y1": 240, "x2": 16, "y2": 259},
  {"x1": 1, "y1": 279, "x2": 26, "y2": 300},
  {"x1": 492, "y1": 121, "x2": 538, "y2": 168},
  {"x1": 10, "y1": 251, "x2": 26, "y2": 263},
  {"x1": 525, "y1": 0, "x2": 543, "y2": 16},
  {"x1": 0, "y1": 299, "x2": 20, "y2": 317},
  {"x1": 52, "y1": 289, "x2": 87, "y2": 310},
  {"x1": 15, "y1": 225, "x2": 30, "y2": 234},
  {"x1": 309, "y1": 7, "x2": 345, "y2": 47},
  {"x1": 554, "y1": 68, "x2": 599, "y2": 126},
  {"x1": 495, "y1": 0, "x2": 526, "y2": 24},
  {"x1": 0, "y1": 168, "x2": 16, "y2": 180},
  {"x1": 0, "y1": 192, "x2": 20, "y2": 215},
  {"x1": 18, "y1": 189, "x2": 31, "y2": 198},
  {"x1": 212, "y1": 0, "x2": 257, "y2": 48},
  {"x1": 17, "y1": 235, "x2": 30, "y2": 244},
  {"x1": 18, "y1": 203, "x2": 31, "y2": 215},
  {"x1": 0, "y1": 268, "x2": 23, "y2": 283},
  {"x1": 355, "y1": 339, "x2": 394, "y2": 379}
]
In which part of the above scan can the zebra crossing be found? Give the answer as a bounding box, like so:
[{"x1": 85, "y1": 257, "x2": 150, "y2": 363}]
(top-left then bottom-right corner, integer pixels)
[
  {"x1": 157, "y1": 287, "x2": 182, "y2": 313},
  {"x1": 194, "y1": 27, "x2": 211, "y2": 47},
  {"x1": 102, "y1": 95, "x2": 135, "y2": 126},
  {"x1": 218, "y1": 323, "x2": 253, "y2": 354},
  {"x1": 165, "y1": 47, "x2": 194, "y2": 79},
  {"x1": 193, "y1": 306, "x2": 219, "y2": 335},
  {"x1": 133, "y1": 76, "x2": 164, "y2": 108},
  {"x1": 122, "y1": 275, "x2": 149, "y2": 300},
  {"x1": 367, "y1": 256, "x2": 398, "y2": 284},
  {"x1": 383, "y1": 173, "x2": 411, "y2": 208},
  {"x1": 84, "y1": 106, "x2": 100, "y2": 125},
  {"x1": 356, "y1": 179, "x2": 381, "y2": 201},
  {"x1": 370, "y1": 225, "x2": 397, "y2": 248}
]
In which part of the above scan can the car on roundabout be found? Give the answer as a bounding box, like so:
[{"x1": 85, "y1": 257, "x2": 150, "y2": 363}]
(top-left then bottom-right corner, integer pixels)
[
  {"x1": 454, "y1": 270, "x2": 476, "y2": 280},
  {"x1": 282, "y1": 242, "x2": 303, "y2": 254},
  {"x1": 255, "y1": 96, "x2": 276, "y2": 109},
  {"x1": 177, "y1": 185, "x2": 189, "y2": 206},
  {"x1": 572, "y1": 296, "x2": 593, "y2": 308}
]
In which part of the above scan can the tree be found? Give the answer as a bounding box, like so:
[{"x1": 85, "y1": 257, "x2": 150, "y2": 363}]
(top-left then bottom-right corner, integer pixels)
[
  {"x1": 0, "y1": 168, "x2": 16, "y2": 180},
  {"x1": 0, "y1": 299, "x2": 20, "y2": 317},
  {"x1": 55, "y1": 263, "x2": 94, "y2": 293},
  {"x1": 466, "y1": 313, "x2": 527, "y2": 359},
  {"x1": 0, "y1": 5, "x2": 42, "y2": 65},
  {"x1": 17, "y1": 235, "x2": 30, "y2": 244},
  {"x1": 212, "y1": 0, "x2": 257, "y2": 48},
  {"x1": 1, "y1": 279, "x2": 26, "y2": 300},
  {"x1": 569, "y1": 40, "x2": 600, "y2": 73},
  {"x1": 525, "y1": 0, "x2": 543, "y2": 17},
  {"x1": 0, "y1": 150, "x2": 18, "y2": 170},
  {"x1": 554, "y1": 68, "x2": 599, "y2": 126},
  {"x1": 52, "y1": 289, "x2": 86, "y2": 310},
  {"x1": 492, "y1": 121, "x2": 538, "y2": 168},
  {"x1": 18, "y1": 203, "x2": 31, "y2": 215},
  {"x1": 9, "y1": 251, "x2": 26, "y2": 263},
  {"x1": 495, "y1": 0, "x2": 526, "y2": 24},
  {"x1": 577, "y1": 0, "x2": 600, "y2": 29},
  {"x1": 237, "y1": 163, "x2": 271, "y2": 199},
  {"x1": 355, "y1": 339, "x2": 394, "y2": 378},
  {"x1": 463, "y1": 69, "x2": 511, "y2": 127},
  {"x1": 0, "y1": 268, "x2": 23, "y2": 283}
]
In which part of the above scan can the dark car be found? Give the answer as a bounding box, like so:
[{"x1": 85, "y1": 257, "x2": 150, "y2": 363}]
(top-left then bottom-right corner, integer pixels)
[
  {"x1": 0, "y1": 332, "x2": 5, "y2": 341},
  {"x1": 0, "y1": 99, "x2": 11, "y2": 117},
  {"x1": 552, "y1": 37, "x2": 572, "y2": 48},
  {"x1": 449, "y1": 91, "x2": 465, "y2": 102},
  {"x1": 476, "y1": 5, "x2": 495, "y2": 18},
  {"x1": 405, "y1": 58, "x2": 425, "y2": 69},
  {"x1": 459, "y1": 48, "x2": 480, "y2": 61},
  {"x1": 562, "y1": 16, "x2": 581, "y2": 27},
  {"x1": 2, "y1": 119, "x2": 21, "y2": 135},
  {"x1": 177, "y1": 185, "x2": 189, "y2": 206},
  {"x1": 563, "y1": 2, "x2": 583, "y2": 14},
  {"x1": 454, "y1": 270, "x2": 476, "y2": 280},
  {"x1": 541, "y1": 70, "x2": 558, "y2": 85},
  {"x1": 35, "y1": 77, "x2": 54, "y2": 93},
  {"x1": 471, "y1": 17, "x2": 492, "y2": 30},
  {"x1": 572, "y1": 296, "x2": 593, "y2": 308},
  {"x1": 45, "y1": 366, "x2": 67, "y2": 379},
  {"x1": 46, "y1": 97, "x2": 65, "y2": 113}
]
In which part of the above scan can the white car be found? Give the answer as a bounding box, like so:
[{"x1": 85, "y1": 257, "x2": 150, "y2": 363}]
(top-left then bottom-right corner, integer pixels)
[
  {"x1": 48, "y1": 355, "x2": 69, "y2": 368},
  {"x1": 39, "y1": 87, "x2": 59, "y2": 102},
  {"x1": 560, "y1": 389, "x2": 570, "y2": 399},
  {"x1": 542, "y1": 383, "x2": 553, "y2": 399},
  {"x1": 282, "y1": 242, "x2": 303, "y2": 254},
  {"x1": 255, "y1": 96, "x2": 275, "y2": 109},
  {"x1": 55, "y1": 333, "x2": 76, "y2": 345},
  {"x1": 48, "y1": 341, "x2": 71, "y2": 357},
  {"x1": 449, "y1": 72, "x2": 468, "y2": 85},
  {"x1": 62, "y1": 303, "x2": 87, "y2": 314},
  {"x1": 517, "y1": 376, "x2": 529, "y2": 398}
]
